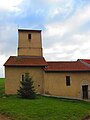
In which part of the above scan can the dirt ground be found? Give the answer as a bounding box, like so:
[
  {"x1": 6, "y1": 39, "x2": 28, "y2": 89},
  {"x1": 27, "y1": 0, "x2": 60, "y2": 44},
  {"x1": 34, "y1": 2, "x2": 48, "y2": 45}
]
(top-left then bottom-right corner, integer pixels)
[
  {"x1": 82, "y1": 116, "x2": 90, "y2": 120},
  {"x1": 0, "y1": 115, "x2": 11, "y2": 120},
  {"x1": 84, "y1": 117, "x2": 90, "y2": 120}
]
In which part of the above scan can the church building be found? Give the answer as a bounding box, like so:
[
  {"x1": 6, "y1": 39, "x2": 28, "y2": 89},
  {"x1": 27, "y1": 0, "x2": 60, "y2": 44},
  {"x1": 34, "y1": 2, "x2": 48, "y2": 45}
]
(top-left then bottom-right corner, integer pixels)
[{"x1": 4, "y1": 29, "x2": 90, "y2": 99}]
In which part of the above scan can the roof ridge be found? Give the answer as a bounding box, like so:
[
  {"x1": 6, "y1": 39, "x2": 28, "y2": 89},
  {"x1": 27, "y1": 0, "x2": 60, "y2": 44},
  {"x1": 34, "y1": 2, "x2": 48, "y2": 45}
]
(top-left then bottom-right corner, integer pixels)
[
  {"x1": 79, "y1": 59, "x2": 90, "y2": 60},
  {"x1": 15, "y1": 56, "x2": 44, "y2": 58},
  {"x1": 47, "y1": 61, "x2": 76, "y2": 63}
]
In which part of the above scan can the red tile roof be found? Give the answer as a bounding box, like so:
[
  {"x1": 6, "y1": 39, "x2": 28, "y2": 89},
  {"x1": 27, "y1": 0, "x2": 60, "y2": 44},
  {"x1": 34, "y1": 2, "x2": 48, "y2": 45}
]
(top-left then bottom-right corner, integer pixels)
[
  {"x1": 4, "y1": 56, "x2": 47, "y2": 67},
  {"x1": 80, "y1": 59, "x2": 90, "y2": 64},
  {"x1": 44, "y1": 60, "x2": 90, "y2": 72},
  {"x1": 4, "y1": 57, "x2": 90, "y2": 72}
]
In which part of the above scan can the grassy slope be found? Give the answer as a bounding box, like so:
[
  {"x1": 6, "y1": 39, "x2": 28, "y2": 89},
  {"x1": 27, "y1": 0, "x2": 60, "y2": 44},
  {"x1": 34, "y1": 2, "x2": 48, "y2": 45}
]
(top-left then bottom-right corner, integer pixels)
[
  {"x1": 0, "y1": 78, "x2": 5, "y2": 84},
  {"x1": 0, "y1": 78, "x2": 90, "y2": 120},
  {"x1": 0, "y1": 78, "x2": 5, "y2": 97}
]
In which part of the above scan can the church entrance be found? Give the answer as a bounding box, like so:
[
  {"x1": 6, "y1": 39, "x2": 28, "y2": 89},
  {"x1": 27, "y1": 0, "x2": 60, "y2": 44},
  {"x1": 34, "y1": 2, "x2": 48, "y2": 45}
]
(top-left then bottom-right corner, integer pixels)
[{"x1": 82, "y1": 85, "x2": 88, "y2": 99}]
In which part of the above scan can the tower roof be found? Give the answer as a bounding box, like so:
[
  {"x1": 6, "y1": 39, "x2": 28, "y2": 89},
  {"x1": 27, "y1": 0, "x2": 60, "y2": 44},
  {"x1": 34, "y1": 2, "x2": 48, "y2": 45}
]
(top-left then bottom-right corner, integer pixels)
[{"x1": 18, "y1": 29, "x2": 41, "y2": 32}]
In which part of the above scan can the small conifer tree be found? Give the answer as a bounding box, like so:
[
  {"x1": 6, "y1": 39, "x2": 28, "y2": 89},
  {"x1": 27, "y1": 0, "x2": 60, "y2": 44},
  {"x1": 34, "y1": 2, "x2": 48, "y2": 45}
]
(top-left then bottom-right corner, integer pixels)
[{"x1": 17, "y1": 73, "x2": 36, "y2": 99}]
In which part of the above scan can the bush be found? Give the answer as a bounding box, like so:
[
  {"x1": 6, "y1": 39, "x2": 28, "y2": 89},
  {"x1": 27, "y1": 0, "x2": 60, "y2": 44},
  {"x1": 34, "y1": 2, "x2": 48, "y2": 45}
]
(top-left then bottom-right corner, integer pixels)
[{"x1": 17, "y1": 73, "x2": 36, "y2": 99}]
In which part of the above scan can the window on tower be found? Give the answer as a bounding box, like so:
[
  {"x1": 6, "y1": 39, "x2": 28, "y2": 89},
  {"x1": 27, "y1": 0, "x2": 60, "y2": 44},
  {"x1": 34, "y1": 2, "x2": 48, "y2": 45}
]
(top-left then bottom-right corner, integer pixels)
[{"x1": 28, "y1": 33, "x2": 31, "y2": 39}]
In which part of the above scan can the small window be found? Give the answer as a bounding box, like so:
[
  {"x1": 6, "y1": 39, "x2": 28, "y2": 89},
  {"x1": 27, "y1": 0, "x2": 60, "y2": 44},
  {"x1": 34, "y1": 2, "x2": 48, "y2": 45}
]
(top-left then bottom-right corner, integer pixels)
[
  {"x1": 28, "y1": 34, "x2": 31, "y2": 39},
  {"x1": 66, "y1": 76, "x2": 70, "y2": 86},
  {"x1": 22, "y1": 74, "x2": 24, "y2": 81}
]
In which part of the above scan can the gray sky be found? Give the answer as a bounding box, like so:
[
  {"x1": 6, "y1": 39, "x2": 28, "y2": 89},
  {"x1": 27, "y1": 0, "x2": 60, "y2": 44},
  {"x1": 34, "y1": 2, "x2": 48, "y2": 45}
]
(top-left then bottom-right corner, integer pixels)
[{"x1": 0, "y1": 0, "x2": 90, "y2": 77}]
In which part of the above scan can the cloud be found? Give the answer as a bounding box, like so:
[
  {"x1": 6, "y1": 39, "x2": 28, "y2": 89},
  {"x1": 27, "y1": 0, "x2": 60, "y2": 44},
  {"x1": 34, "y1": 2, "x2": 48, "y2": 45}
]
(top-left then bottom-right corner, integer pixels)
[
  {"x1": 0, "y1": 0, "x2": 90, "y2": 77},
  {"x1": 0, "y1": 24, "x2": 17, "y2": 56},
  {"x1": 0, "y1": 0, "x2": 22, "y2": 11},
  {"x1": 0, "y1": 55, "x2": 8, "y2": 77},
  {"x1": 47, "y1": 0, "x2": 74, "y2": 19},
  {"x1": 43, "y1": 3, "x2": 90, "y2": 60},
  {"x1": 0, "y1": 23, "x2": 17, "y2": 77}
]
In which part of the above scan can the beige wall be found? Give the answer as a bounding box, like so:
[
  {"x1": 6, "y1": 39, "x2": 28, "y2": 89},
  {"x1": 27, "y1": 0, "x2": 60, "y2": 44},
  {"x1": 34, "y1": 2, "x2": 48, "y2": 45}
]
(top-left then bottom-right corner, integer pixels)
[
  {"x1": 5, "y1": 66, "x2": 90, "y2": 99},
  {"x1": 5, "y1": 66, "x2": 44, "y2": 94},
  {"x1": 18, "y1": 31, "x2": 43, "y2": 56},
  {"x1": 44, "y1": 72, "x2": 90, "y2": 99}
]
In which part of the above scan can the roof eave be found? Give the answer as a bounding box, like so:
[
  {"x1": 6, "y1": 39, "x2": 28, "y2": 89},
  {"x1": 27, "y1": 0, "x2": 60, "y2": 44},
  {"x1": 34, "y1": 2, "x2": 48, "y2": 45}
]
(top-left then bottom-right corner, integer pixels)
[
  {"x1": 4, "y1": 64, "x2": 47, "y2": 67},
  {"x1": 44, "y1": 70, "x2": 90, "y2": 72}
]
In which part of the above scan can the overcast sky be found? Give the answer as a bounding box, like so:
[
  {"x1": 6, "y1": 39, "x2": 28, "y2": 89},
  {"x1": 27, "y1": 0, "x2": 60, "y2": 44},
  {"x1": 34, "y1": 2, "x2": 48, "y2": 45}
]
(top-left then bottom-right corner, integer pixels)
[{"x1": 0, "y1": 0, "x2": 90, "y2": 77}]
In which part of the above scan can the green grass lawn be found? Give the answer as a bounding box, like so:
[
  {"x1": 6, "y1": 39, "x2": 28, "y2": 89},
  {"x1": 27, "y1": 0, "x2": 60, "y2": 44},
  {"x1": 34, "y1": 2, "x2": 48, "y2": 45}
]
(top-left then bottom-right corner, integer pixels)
[
  {"x1": 0, "y1": 78, "x2": 5, "y2": 85},
  {"x1": 0, "y1": 78, "x2": 5, "y2": 97},
  {"x1": 0, "y1": 78, "x2": 90, "y2": 120}
]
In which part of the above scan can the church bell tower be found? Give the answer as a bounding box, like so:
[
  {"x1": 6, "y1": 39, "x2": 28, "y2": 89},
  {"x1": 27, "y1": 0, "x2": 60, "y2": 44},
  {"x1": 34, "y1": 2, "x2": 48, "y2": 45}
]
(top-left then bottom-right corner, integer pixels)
[{"x1": 18, "y1": 29, "x2": 43, "y2": 56}]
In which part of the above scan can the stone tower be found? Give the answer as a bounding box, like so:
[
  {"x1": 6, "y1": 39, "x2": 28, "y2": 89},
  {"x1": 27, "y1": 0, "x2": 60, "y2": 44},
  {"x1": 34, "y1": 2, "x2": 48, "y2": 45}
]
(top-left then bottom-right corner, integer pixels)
[{"x1": 18, "y1": 29, "x2": 43, "y2": 56}]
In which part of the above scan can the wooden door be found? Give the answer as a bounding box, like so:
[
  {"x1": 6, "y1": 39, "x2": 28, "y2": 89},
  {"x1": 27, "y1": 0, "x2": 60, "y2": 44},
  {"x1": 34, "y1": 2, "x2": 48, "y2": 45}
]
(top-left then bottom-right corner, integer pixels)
[{"x1": 82, "y1": 85, "x2": 88, "y2": 99}]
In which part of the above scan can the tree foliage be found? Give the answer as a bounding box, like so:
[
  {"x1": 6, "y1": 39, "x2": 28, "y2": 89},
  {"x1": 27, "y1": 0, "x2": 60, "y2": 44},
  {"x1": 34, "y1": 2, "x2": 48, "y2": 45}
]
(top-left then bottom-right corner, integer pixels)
[{"x1": 17, "y1": 73, "x2": 36, "y2": 99}]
